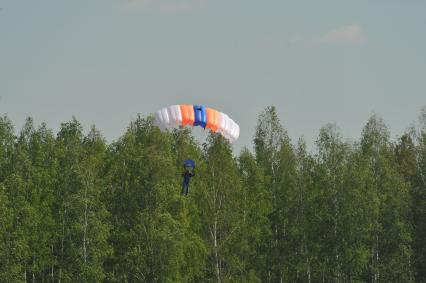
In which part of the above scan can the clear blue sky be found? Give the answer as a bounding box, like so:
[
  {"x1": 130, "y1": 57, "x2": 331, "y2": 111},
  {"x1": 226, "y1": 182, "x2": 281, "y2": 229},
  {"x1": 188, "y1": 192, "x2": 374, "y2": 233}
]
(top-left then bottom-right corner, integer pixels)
[{"x1": 1, "y1": 0, "x2": 425, "y2": 152}]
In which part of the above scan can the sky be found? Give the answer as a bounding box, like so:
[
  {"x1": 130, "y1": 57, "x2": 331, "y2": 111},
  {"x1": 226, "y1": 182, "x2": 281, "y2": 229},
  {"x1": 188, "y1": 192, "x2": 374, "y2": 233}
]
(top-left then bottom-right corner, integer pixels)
[{"x1": 1, "y1": 0, "x2": 425, "y2": 153}]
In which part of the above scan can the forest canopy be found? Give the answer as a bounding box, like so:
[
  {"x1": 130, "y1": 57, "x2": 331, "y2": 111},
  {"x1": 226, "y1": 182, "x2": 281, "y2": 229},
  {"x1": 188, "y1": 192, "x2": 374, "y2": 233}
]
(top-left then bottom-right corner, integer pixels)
[{"x1": 0, "y1": 106, "x2": 425, "y2": 283}]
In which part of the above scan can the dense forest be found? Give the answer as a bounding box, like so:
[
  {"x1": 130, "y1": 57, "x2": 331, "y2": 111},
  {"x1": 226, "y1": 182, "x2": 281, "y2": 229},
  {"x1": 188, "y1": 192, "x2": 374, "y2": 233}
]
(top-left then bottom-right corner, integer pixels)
[{"x1": 0, "y1": 106, "x2": 425, "y2": 283}]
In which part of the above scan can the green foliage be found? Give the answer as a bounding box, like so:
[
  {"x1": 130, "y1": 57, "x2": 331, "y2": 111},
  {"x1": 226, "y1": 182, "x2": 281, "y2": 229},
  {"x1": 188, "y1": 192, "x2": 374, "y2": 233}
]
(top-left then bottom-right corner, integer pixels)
[
  {"x1": 237, "y1": 148, "x2": 271, "y2": 281},
  {"x1": 0, "y1": 109, "x2": 424, "y2": 282},
  {"x1": 411, "y1": 123, "x2": 426, "y2": 282}
]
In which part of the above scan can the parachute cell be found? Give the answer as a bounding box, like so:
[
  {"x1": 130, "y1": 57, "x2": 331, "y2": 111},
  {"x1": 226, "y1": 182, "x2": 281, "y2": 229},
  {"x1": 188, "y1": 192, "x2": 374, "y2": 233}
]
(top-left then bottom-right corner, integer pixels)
[
  {"x1": 154, "y1": 104, "x2": 240, "y2": 143},
  {"x1": 180, "y1": 105, "x2": 195, "y2": 126},
  {"x1": 193, "y1": 105, "x2": 207, "y2": 128},
  {"x1": 205, "y1": 108, "x2": 219, "y2": 132}
]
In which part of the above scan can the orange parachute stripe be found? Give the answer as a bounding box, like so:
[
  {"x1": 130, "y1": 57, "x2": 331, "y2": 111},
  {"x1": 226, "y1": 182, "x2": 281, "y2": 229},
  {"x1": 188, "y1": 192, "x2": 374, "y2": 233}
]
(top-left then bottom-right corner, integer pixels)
[
  {"x1": 180, "y1": 105, "x2": 195, "y2": 126},
  {"x1": 205, "y1": 108, "x2": 219, "y2": 132}
]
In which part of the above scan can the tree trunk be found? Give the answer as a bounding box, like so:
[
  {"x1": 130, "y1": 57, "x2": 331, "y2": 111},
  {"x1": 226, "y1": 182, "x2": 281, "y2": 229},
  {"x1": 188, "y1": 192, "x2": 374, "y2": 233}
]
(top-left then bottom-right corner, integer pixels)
[
  {"x1": 375, "y1": 233, "x2": 379, "y2": 282},
  {"x1": 83, "y1": 179, "x2": 88, "y2": 265},
  {"x1": 59, "y1": 208, "x2": 66, "y2": 283},
  {"x1": 214, "y1": 216, "x2": 221, "y2": 283},
  {"x1": 51, "y1": 245, "x2": 54, "y2": 281}
]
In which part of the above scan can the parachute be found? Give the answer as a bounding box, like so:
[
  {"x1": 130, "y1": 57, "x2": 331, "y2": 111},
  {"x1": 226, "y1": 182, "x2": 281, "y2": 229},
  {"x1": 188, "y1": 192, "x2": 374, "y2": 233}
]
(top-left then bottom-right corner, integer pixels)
[{"x1": 154, "y1": 105, "x2": 240, "y2": 143}]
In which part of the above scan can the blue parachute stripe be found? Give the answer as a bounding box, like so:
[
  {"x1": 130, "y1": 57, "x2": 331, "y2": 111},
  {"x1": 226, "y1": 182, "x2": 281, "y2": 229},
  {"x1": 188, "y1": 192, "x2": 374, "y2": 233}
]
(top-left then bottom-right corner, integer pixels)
[{"x1": 193, "y1": 105, "x2": 207, "y2": 128}]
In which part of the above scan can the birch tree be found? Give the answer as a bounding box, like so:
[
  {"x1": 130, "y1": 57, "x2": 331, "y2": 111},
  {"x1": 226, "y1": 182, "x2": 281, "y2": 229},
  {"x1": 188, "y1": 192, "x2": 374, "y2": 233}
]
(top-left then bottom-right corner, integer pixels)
[{"x1": 197, "y1": 134, "x2": 243, "y2": 283}]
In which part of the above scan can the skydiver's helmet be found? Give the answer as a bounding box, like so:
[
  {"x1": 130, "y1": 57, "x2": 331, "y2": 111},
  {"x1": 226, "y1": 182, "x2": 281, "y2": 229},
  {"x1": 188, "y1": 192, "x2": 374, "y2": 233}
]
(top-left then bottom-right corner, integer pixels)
[{"x1": 183, "y1": 159, "x2": 195, "y2": 172}]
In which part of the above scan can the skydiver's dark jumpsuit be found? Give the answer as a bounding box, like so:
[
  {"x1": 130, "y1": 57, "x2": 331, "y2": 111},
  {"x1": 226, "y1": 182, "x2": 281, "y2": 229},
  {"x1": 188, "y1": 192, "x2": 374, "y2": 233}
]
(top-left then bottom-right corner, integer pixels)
[{"x1": 182, "y1": 169, "x2": 195, "y2": 195}]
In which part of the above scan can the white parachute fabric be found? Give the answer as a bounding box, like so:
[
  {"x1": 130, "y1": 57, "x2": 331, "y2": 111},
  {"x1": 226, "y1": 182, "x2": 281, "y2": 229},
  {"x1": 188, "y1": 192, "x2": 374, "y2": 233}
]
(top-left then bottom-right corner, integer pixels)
[
  {"x1": 217, "y1": 113, "x2": 239, "y2": 143},
  {"x1": 154, "y1": 105, "x2": 180, "y2": 129},
  {"x1": 167, "y1": 105, "x2": 182, "y2": 127},
  {"x1": 154, "y1": 107, "x2": 169, "y2": 129}
]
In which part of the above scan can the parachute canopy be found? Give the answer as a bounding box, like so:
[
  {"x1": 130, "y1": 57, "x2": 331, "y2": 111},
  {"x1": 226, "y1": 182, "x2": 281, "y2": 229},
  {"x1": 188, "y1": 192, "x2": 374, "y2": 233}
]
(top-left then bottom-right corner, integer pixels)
[
  {"x1": 184, "y1": 159, "x2": 196, "y2": 169},
  {"x1": 154, "y1": 105, "x2": 240, "y2": 143}
]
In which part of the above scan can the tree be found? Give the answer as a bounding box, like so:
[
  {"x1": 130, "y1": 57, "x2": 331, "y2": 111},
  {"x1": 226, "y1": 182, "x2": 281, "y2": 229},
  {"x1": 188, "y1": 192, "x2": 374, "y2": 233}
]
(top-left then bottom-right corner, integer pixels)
[
  {"x1": 0, "y1": 116, "x2": 22, "y2": 281},
  {"x1": 237, "y1": 148, "x2": 271, "y2": 282},
  {"x1": 310, "y1": 123, "x2": 350, "y2": 282},
  {"x1": 22, "y1": 121, "x2": 57, "y2": 282},
  {"x1": 0, "y1": 115, "x2": 14, "y2": 182},
  {"x1": 254, "y1": 106, "x2": 303, "y2": 282},
  {"x1": 196, "y1": 133, "x2": 244, "y2": 283},
  {"x1": 411, "y1": 107, "x2": 426, "y2": 281},
  {"x1": 360, "y1": 115, "x2": 413, "y2": 282},
  {"x1": 0, "y1": 184, "x2": 22, "y2": 282},
  {"x1": 293, "y1": 139, "x2": 316, "y2": 283},
  {"x1": 53, "y1": 118, "x2": 111, "y2": 282}
]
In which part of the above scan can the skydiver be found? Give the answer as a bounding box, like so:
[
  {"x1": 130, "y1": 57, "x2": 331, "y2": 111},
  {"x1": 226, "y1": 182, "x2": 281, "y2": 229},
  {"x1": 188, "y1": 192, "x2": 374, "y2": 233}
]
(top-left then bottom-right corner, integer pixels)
[{"x1": 181, "y1": 167, "x2": 195, "y2": 196}]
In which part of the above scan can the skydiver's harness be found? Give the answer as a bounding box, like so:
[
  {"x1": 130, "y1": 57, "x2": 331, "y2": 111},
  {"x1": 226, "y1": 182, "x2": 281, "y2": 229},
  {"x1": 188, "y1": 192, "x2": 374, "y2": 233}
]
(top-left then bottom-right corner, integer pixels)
[
  {"x1": 182, "y1": 170, "x2": 195, "y2": 184},
  {"x1": 181, "y1": 160, "x2": 196, "y2": 195}
]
